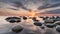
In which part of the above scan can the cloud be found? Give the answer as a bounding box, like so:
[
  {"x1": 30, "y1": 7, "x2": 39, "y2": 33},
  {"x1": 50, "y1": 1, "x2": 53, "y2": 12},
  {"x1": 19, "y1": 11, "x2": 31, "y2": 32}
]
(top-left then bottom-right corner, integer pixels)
[
  {"x1": 0, "y1": 0, "x2": 60, "y2": 14},
  {"x1": 8, "y1": 1, "x2": 31, "y2": 11},
  {"x1": 11, "y1": 1, "x2": 23, "y2": 8},
  {"x1": 40, "y1": 9, "x2": 60, "y2": 14},
  {"x1": 38, "y1": 2, "x2": 60, "y2": 10},
  {"x1": 0, "y1": 0, "x2": 41, "y2": 11}
]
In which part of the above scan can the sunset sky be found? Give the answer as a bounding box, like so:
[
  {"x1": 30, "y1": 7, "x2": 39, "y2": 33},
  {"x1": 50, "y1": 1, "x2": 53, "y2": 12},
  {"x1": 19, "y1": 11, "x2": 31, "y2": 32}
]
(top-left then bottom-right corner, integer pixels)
[
  {"x1": 0, "y1": 0, "x2": 60, "y2": 34},
  {"x1": 0, "y1": 0, "x2": 60, "y2": 16}
]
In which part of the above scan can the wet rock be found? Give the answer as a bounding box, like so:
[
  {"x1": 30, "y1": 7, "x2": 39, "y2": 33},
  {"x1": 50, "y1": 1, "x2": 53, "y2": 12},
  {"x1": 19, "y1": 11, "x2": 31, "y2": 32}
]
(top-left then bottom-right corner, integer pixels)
[{"x1": 12, "y1": 25, "x2": 23, "y2": 33}]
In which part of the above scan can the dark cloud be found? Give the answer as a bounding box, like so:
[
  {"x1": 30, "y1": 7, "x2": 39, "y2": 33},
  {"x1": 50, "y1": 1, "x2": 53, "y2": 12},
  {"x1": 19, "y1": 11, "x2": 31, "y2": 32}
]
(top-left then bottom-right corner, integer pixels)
[
  {"x1": 9, "y1": 1, "x2": 31, "y2": 11},
  {"x1": 1, "y1": 0, "x2": 60, "y2": 12},
  {"x1": 50, "y1": 0, "x2": 60, "y2": 2},
  {"x1": 21, "y1": 7, "x2": 31, "y2": 12},
  {"x1": 41, "y1": 9, "x2": 60, "y2": 14},
  {"x1": 0, "y1": 0, "x2": 31, "y2": 11},
  {"x1": 11, "y1": 1, "x2": 23, "y2": 8},
  {"x1": 38, "y1": 2, "x2": 60, "y2": 10},
  {"x1": 7, "y1": 8, "x2": 19, "y2": 10},
  {"x1": 0, "y1": 0, "x2": 41, "y2": 11}
]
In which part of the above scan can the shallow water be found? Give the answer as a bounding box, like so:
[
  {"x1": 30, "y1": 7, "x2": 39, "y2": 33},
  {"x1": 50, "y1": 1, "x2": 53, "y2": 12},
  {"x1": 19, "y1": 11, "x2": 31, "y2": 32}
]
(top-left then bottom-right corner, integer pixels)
[{"x1": 0, "y1": 16, "x2": 59, "y2": 34}]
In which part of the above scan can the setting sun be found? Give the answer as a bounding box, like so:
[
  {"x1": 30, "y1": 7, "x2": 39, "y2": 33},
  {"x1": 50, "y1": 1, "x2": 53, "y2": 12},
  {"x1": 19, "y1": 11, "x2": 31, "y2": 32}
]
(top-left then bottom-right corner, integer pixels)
[{"x1": 30, "y1": 11, "x2": 36, "y2": 17}]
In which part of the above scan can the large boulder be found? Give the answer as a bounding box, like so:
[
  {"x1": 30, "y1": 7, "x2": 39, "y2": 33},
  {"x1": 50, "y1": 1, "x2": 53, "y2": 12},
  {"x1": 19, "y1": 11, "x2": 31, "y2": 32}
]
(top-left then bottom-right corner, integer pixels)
[
  {"x1": 34, "y1": 22, "x2": 42, "y2": 26},
  {"x1": 55, "y1": 21, "x2": 60, "y2": 25},
  {"x1": 46, "y1": 24, "x2": 56, "y2": 28},
  {"x1": 44, "y1": 19, "x2": 54, "y2": 23},
  {"x1": 12, "y1": 25, "x2": 23, "y2": 33},
  {"x1": 5, "y1": 17, "x2": 21, "y2": 23},
  {"x1": 56, "y1": 26, "x2": 60, "y2": 33}
]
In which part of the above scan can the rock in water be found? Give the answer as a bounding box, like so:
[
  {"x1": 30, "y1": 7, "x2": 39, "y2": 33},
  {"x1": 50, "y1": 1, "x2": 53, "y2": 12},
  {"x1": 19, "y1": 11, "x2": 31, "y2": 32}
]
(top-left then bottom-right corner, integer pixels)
[
  {"x1": 34, "y1": 22, "x2": 42, "y2": 26},
  {"x1": 44, "y1": 19, "x2": 54, "y2": 24},
  {"x1": 5, "y1": 17, "x2": 21, "y2": 23},
  {"x1": 55, "y1": 21, "x2": 60, "y2": 25},
  {"x1": 12, "y1": 25, "x2": 23, "y2": 33},
  {"x1": 56, "y1": 26, "x2": 60, "y2": 33},
  {"x1": 23, "y1": 16, "x2": 27, "y2": 20},
  {"x1": 46, "y1": 24, "x2": 56, "y2": 28}
]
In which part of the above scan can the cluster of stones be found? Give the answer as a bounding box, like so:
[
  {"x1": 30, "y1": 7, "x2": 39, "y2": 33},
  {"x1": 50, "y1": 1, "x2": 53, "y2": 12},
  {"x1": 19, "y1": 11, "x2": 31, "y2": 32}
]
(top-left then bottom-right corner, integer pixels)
[
  {"x1": 33, "y1": 16, "x2": 60, "y2": 33},
  {"x1": 5, "y1": 16, "x2": 60, "y2": 33}
]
